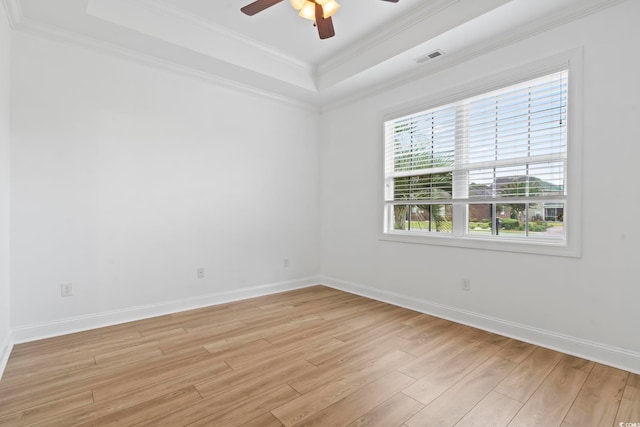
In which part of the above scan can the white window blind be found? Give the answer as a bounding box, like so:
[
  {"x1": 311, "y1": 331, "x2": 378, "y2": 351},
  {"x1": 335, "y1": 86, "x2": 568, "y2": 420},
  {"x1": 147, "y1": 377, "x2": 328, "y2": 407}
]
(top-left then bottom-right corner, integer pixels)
[{"x1": 384, "y1": 70, "x2": 568, "y2": 241}]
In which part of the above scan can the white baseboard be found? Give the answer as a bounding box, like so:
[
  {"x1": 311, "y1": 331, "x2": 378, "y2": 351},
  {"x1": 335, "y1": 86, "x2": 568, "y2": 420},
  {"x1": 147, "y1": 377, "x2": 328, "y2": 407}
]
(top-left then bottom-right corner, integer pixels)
[
  {"x1": 7, "y1": 275, "x2": 639, "y2": 376},
  {"x1": 11, "y1": 276, "x2": 322, "y2": 344},
  {"x1": 320, "y1": 276, "x2": 640, "y2": 375},
  {"x1": 0, "y1": 331, "x2": 13, "y2": 380}
]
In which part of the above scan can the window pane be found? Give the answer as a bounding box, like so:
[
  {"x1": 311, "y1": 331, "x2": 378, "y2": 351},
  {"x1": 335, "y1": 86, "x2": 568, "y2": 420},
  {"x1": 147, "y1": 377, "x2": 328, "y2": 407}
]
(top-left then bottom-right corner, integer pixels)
[
  {"x1": 528, "y1": 162, "x2": 565, "y2": 197},
  {"x1": 495, "y1": 203, "x2": 526, "y2": 237},
  {"x1": 468, "y1": 202, "x2": 564, "y2": 240},
  {"x1": 468, "y1": 163, "x2": 565, "y2": 199},
  {"x1": 391, "y1": 106, "x2": 456, "y2": 173},
  {"x1": 528, "y1": 202, "x2": 564, "y2": 240},
  {"x1": 393, "y1": 173, "x2": 453, "y2": 201},
  {"x1": 468, "y1": 204, "x2": 494, "y2": 235},
  {"x1": 390, "y1": 204, "x2": 453, "y2": 233}
]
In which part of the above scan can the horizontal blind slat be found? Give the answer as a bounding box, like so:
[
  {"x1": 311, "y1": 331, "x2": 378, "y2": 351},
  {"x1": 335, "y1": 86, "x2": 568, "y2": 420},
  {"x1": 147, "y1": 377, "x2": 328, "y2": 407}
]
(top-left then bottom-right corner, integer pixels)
[{"x1": 385, "y1": 70, "x2": 568, "y2": 204}]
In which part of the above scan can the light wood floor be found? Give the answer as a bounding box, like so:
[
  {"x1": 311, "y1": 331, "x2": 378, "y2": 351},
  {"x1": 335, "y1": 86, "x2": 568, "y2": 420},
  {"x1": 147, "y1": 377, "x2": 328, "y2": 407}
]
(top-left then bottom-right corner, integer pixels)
[{"x1": 0, "y1": 286, "x2": 638, "y2": 426}]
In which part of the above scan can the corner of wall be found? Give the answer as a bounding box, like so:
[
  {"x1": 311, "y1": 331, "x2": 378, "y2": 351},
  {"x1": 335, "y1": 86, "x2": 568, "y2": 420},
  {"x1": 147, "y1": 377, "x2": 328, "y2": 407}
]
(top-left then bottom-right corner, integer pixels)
[{"x1": 0, "y1": 331, "x2": 13, "y2": 379}]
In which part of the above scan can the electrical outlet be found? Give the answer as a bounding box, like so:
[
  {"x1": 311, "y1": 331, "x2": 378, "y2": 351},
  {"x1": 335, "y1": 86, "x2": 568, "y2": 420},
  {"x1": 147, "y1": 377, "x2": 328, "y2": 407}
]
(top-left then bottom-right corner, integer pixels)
[
  {"x1": 283, "y1": 257, "x2": 289, "y2": 268},
  {"x1": 61, "y1": 283, "x2": 73, "y2": 297},
  {"x1": 197, "y1": 268, "x2": 205, "y2": 279},
  {"x1": 462, "y1": 278, "x2": 471, "y2": 291}
]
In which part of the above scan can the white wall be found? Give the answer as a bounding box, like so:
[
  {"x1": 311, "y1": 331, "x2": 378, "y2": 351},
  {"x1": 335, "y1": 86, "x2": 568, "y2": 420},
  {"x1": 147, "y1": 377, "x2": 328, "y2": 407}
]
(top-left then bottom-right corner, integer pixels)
[
  {"x1": 0, "y1": 3, "x2": 12, "y2": 367},
  {"x1": 10, "y1": 33, "x2": 320, "y2": 331},
  {"x1": 320, "y1": 1, "x2": 640, "y2": 370}
]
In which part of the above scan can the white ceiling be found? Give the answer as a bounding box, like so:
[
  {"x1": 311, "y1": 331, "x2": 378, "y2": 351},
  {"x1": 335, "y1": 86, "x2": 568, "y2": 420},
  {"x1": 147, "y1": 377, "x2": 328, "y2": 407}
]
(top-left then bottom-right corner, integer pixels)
[{"x1": 4, "y1": 0, "x2": 625, "y2": 107}]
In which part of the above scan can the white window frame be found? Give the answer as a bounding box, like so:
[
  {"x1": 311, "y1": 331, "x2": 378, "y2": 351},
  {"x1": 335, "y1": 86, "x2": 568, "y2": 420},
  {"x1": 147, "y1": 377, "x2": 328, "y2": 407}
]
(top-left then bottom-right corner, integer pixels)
[{"x1": 380, "y1": 50, "x2": 582, "y2": 257}]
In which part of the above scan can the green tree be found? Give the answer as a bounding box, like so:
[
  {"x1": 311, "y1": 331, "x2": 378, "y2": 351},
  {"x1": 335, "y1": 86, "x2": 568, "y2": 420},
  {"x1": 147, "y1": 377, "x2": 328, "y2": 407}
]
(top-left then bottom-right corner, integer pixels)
[
  {"x1": 500, "y1": 179, "x2": 541, "y2": 225},
  {"x1": 391, "y1": 121, "x2": 454, "y2": 230},
  {"x1": 392, "y1": 166, "x2": 453, "y2": 230}
]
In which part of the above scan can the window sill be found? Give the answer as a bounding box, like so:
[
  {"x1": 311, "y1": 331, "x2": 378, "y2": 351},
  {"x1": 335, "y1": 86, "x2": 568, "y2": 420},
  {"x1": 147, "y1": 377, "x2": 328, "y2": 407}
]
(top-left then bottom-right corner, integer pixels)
[{"x1": 379, "y1": 231, "x2": 580, "y2": 258}]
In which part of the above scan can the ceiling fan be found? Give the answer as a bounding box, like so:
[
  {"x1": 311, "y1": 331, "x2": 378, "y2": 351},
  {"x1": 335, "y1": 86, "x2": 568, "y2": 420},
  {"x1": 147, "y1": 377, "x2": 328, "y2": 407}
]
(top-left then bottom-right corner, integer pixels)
[{"x1": 241, "y1": 0, "x2": 399, "y2": 40}]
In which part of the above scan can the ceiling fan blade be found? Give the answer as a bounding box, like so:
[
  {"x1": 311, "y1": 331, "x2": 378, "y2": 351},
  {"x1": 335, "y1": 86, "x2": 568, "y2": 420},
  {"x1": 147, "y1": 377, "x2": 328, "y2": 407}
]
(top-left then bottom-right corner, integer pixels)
[
  {"x1": 381, "y1": 0, "x2": 399, "y2": 2},
  {"x1": 241, "y1": 0, "x2": 283, "y2": 16},
  {"x1": 315, "y1": 3, "x2": 335, "y2": 39}
]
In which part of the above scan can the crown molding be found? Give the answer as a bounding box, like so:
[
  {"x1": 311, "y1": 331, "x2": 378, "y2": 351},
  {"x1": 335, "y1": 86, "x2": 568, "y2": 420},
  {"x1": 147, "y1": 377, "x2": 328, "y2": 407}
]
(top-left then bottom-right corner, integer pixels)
[
  {"x1": 86, "y1": 0, "x2": 317, "y2": 92},
  {"x1": 139, "y1": 0, "x2": 312, "y2": 72},
  {"x1": 318, "y1": 0, "x2": 456, "y2": 75},
  {"x1": 5, "y1": 0, "x2": 629, "y2": 112},
  {"x1": 12, "y1": 16, "x2": 320, "y2": 113},
  {"x1": 316, "y1": 0, "x2": 512, "y2": 91},
  {"x1": 320, "y1": 0, "x2": 628, "y2": 112},
  {"x1": 1, "y1": 0, "x2": 22, "y2": 28}
]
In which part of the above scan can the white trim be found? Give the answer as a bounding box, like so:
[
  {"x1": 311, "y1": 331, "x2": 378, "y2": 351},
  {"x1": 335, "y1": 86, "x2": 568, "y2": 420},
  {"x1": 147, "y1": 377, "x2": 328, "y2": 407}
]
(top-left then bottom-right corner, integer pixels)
[
  {"x1": 379, "y1": 49, "x2": 583, "y2": 258},
  {"x1": 11, "y1": 276, "x2": 321, "y2": 344},
  {"x1": 0, "y1": 332, "x2": 13, "y2": 380},
  {"x1": 320, "y1": 0, "x2": 622, "y2": 77},
  {"x1": 4, "y1": 0, "x2": 625, "y2": 110},
  {"x1": 12, "y1": 19, "x2": 320, "y2": 113},
  {"x1": 1, "y1": 0, "x2": 22, "y2": 28},
  {"x1": 137, "y1": 0, "x2": 312, "y2": 72},
  {"x1": 320, "y1": 0, "x2": 625, "y2": 112},
  {"x1": 318, "y1": 0, "x2": 456, "y2": 74},
  {"x1": 6, "y1": 277, "x2": 640, "y2": 376},
  {"x1": 320, "y1": 276, "x2": 640, "y2": 375}
]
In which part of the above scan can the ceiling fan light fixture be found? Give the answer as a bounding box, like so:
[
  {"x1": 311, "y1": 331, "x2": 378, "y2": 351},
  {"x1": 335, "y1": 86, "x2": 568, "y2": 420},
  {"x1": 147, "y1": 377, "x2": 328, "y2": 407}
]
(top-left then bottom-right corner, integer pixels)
[
  {"x1": 290, "y1": 0, "x2": 305, "y2": 10},
  {"x1": 298, "y1": 1, "x2": 316, "y2": 20},
  {"x1": 242, "y1": 0, "x2": 398, "y2": 40},
  {"x1": 320, "y1": 0, "x2": 340, "y2": 18}
]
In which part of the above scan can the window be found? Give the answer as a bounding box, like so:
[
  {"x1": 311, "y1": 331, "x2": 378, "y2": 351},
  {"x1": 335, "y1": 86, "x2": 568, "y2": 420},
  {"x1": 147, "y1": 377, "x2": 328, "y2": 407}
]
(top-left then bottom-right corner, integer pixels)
[{"x1": 383, "y1": 69, "x2": 574, "y2": 254}]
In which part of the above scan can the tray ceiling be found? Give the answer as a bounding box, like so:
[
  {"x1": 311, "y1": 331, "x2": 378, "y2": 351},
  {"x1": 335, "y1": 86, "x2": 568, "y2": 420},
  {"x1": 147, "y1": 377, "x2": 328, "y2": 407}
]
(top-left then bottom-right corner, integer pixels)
[{"x1": 4, "y1": 0, "x2": 625, "y2": 107}]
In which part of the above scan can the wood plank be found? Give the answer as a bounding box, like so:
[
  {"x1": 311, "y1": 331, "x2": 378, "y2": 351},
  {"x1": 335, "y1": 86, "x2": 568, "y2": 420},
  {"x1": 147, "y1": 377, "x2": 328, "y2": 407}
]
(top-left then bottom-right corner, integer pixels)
[
  {"x1": 7, "y1": 329, "x2": 102, "y2": 358},
  {"x1": 240, "y1": 412, "x2": 285, "y2": 427},
  {"x1": 224, "y1": 333, "x2": 344, "y2": 372},
  {"x1": 26, "y1": 386, "x2": 201, "y2": 427},
  {"x1": 508, "y1": 364, "x2": 588, "y2": 427},
  {"x1": 287, "y1": 337, "x2": 414, "y2": 395},
  {"x1": 561, "y1": 363, "x2": 627, "y2": 427},
  {"x1": 89, "y1": 353, "x2": 231, "y2": 411},
  {"x1": 158, "y1": 320, "x2": 251, "y2": 356},
  {"x1": 195, "y1": 359, "x2": 317, "y2": 401},
  {"x1": 139, "y1": 384, "x2": 300, "y2": 427},
  {"x1": 306, "y1": 333, "x2": 411, "y2": 371},
  {"x1": 271, "y1": 350, "x2": 412, "y2": 426},
  {"x1": 76, "y1": 386, "x2": 202, "y2": 427},
  {"x1": 558, "y1": 354, "x2": 595, "y2": 373},
  {"x1": 346, "y1": 393, "x2": 424, "y2": 427},
  {"x1": 93, "y1": 341, "x2": 162, "y2": 364},
  {"x1": 495, "y1": 339, "x2": 537, "y2": 364},
  {"x1": 399, "y1": 324, "x2": 483, "y2": 379},
  {"x1": 282, "y1": 370, "x2": 415, "y2": 427},
  {"x1": 402, "y1": 340, "x2": 502, "y2": 405},
  {"x1": 0, "y1": 390, "x2": 94, "y2": 426},
  {"x1": 0, "y1": 354, "x2": 97, "y2": 388},
  {"x1": 287, "y1": 343, "x2": 415, "y2": 395},
  {"x1": 405, "y1": 356, "x2": 517, "y2": 427},
  {"x1": 455, "y1": 391, "x2": 523, "y2": 427},
  {"x1": 615, "y1": 385, "x2": 640, "y2": 427},
  {"x1": 401, "y1": 319, "x2": 456, "y2": 356},
  {"x1": 494, "y1": 347, "x2": 564, "y2": 402},
  {"x1": 92, "y1": 352, "x2": 230, "y2": 402},
  {"x1": 628, "y1": 373, "x2": 640, "y2": 389}
]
